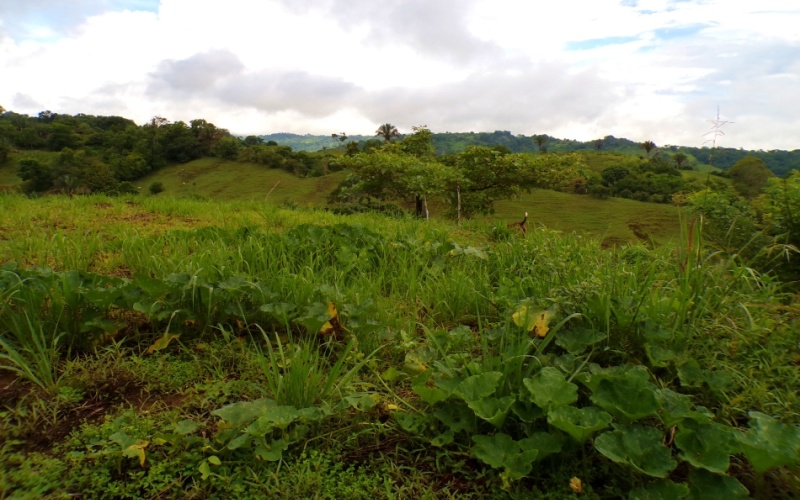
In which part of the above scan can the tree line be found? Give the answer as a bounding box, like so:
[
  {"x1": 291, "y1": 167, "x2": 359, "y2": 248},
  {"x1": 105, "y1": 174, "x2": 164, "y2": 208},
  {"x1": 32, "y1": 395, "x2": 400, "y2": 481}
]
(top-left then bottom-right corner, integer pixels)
[{"x1": 0, "y1": 109, "x2": 336, "y2": 195}]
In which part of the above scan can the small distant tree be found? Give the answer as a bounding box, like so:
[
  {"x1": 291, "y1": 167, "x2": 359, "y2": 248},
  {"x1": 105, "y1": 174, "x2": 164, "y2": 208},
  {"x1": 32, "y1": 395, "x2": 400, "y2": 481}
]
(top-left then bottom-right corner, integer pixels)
[
  {"x1": 534, "y1": 134, "x2": 547, "y2": 152},
  {"x1": 593, "y1": 138, "x2": 604, "y2": 151},
  {"x1": 332, "y1": 132, "x2": 348, "y2": 146},
  {"x1": 728, "y1": 156, "x2": 774, "y2": 199},
  {"x1": 673, "y1": 153, "x2": 688, "y2": 170},
  {"x1": 375, "y1": 123, "x2": 400, "y2": 143},
  {"x1": 640, "y1": 140, "x2": 656, "y2": 158}
]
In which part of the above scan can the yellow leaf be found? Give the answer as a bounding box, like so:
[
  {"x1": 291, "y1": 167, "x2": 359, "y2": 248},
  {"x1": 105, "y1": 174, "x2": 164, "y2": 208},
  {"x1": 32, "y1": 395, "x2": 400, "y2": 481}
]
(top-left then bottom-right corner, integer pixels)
[
  {"x1": 533, "y1": 310, "x2": 553, "y2": 338},
  {"x1": 124, "y1": 441, "x2": 149, "y2": 467},
  {"x1": 320, "y1": 301, "x2": 343, "y2": 339},
  {"x1": 146, "y1": 333, "x2": 179, "y2": 354},
  {"x1": 570, "y1": 477, "x2": 583, "y2": 493},
  {"x1": 512, "y1": 305, "x2": 553, "y2": 337}
]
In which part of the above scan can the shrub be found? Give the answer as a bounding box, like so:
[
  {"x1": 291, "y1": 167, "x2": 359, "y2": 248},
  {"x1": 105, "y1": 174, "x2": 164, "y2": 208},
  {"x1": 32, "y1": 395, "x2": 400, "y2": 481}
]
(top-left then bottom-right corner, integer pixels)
[{"x1": 149, "y1": 182, "x2": 164, "y2": 195}]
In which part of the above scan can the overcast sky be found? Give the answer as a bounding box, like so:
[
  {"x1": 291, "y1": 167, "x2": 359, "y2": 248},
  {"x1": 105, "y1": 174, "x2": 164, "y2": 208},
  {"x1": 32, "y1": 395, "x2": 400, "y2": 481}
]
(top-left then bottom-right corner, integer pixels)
[{"x1": 1, "y1": 0, "x2": 798, "y2": 150}]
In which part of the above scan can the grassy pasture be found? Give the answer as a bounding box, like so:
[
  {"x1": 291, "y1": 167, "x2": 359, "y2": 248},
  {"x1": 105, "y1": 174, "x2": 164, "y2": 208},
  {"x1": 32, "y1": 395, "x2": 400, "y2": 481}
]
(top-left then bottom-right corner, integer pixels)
[{"x1": 1, "y1": 193, "x2": 798, "y2": 498}]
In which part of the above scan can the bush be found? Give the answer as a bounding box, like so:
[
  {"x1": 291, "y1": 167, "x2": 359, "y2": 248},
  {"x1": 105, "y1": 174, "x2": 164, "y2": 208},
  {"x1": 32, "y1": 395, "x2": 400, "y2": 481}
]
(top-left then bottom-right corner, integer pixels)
[
  {"x1": 588, "y1": 184, "x2": 610, "y2": 199},
  {"x1": 149, "y1": 182, "x2": 164, "y2": 195}
]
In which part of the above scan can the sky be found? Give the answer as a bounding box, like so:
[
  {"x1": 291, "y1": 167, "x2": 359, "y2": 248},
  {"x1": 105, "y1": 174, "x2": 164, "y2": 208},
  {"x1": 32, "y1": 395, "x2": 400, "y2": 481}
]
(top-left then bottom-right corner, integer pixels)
[{"x1": 1, "y1": 0, "x2": 799, "y2": 150}]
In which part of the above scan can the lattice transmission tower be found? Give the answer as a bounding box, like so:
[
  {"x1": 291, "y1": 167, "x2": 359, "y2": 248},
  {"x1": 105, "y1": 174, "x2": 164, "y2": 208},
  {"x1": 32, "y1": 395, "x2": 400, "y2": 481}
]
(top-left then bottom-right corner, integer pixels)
[{"x1": 702, "y1": 106, "x2": 733, "y2": 168}]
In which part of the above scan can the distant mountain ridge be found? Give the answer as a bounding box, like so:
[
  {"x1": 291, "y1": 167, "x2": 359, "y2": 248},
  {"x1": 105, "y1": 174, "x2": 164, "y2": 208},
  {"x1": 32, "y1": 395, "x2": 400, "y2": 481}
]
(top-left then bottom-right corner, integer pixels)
[{"x1": 260, "y1": 131, "x2": 800, "y2": 176}]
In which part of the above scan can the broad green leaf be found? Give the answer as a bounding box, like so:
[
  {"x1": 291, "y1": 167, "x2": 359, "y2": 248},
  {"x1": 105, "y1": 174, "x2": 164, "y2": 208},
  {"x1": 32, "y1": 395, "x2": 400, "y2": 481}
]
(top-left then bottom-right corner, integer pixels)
[
  {"x1": 173, "y1": 419, "x2": 200, "y2": 436},
  {"x1": 675, "y1": 419, "x2": 736, "y2": 474},
  {"x1": 519, "y1": 432, "x2": 562, "y2": 461},
  {"x1": 467, "y1": 396, "x2": 515, "y2": 427},
  {"x1": 655, "y1": 389, "x2": 695, "y2": 428},
  {"x1": 644, "y1": 343, "x2": 677, "y2": 368},
  {"x1": 381, "y1": 366, "x2": 404, "y2": 382},
  {"x1": 296, "y1": 302, "x2": 332, "y2": 335},
  {"x1": 590, "y1": 376, "x2": 659, "y2": 423},
  {"x1": 245, "y1": 416, "x2": 275, "y2": 437},
  {"x1": 109, "y1": 430, "x2": 136, "y2": 450},
  {"x1": 254, "y1": 439, "x2": 288, "y2": 462},
  {"x1": 511, "y1": 401, "x2": 545, "y2": 423},
  {"x1": 199, "y1": 460, "x2": 212, "y2": 480},
  {"x1": 395, "y1": 412, "x2": 429, "y2": 435},
  {"x1": 471, "y1": 433, "x2": 519, "y2": 468},
  {"x1": 629, "y1": 480, "x2": 689, "y2": 499},
  {"x1": 687, "y1": 469, "x2": 748, "y2": 499},
  {"x1": 555, "y1": 328, "x2": 607, "y2": 354},
  {"x1": 594, "y1": 425, "x2": 677, "y2": 478},
  {"x1": 412, "y1": 374, "x2": 449, "y2": 405},
  {"x1": 677, "y1": 360, "x2": 704, "y2": 388},
  {"x1": 434, "y1": 403, "x2": 476, "y2": 434},
  {"x1": 260, "y1": 302, "x2": 296, "y2": 323},
  {"x1": 705, "y1": 371, "x2": 734, "y2": 394},
  {"x1": 226, "y1": 433, "x2": 251, "y2": 450},
  {"x1": 263, "y1": 405, "x2": 301, "y2": 429},
  {"x1": 736, "y1": 411, "x2": 800, "y2": 473},
  {"x1": 524, "y1": 367, "x2": 578, "y2": 412},
  {"x1": 471, "y1": 433, "x2": 539, "y2": 480},
  {"x1": 547, "y1": 405, "x2": 612, "y2": 442},
  {"x1": 212, "y1": 399, "x2": 273, "y2": 427},
  {"x1": 431, "y1": 430, "x2": 455, "y2": 447},
  {"x1": 207, "y1": 455, "x2": 221, "y2": 466},
  {"x1": 578, "y1": 364, "x2": 650, "y2": 393},
  {"x1": 454, "y1": 372, "x2": 503, "y2": 403}
]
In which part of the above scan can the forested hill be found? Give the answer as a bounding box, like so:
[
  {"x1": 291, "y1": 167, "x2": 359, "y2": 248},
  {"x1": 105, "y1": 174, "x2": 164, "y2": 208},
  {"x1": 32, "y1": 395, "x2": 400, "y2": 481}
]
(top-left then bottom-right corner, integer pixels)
[{"x1": 262, "y1": 131, "x2": 800, "y2": 176}]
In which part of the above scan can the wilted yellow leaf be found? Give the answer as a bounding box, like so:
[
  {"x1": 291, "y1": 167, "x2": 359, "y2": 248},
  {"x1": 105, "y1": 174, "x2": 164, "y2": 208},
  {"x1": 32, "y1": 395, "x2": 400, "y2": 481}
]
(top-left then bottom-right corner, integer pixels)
[
  {"x1": 146, "y1": 333, "x2": 179, "y2": 354},
  {"x1": 570, "y1": 477, "x2": 583, "y2": 493},
  {"x1": 320, "y1": 301, "x2": 344, "y2": 340},
  {"x1": 124, "y1": 441, "x2": 149, "y2": 467},
  {"x1": 533, "y1": 311, "x2": 553, "y2": 338},
  {"x1": 511, "y1": 305, "x2": 553, "y2": 337}
]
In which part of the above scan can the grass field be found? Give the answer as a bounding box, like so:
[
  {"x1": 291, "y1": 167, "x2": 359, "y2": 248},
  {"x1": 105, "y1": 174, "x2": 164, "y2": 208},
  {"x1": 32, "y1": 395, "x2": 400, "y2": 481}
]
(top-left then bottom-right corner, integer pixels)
[{"x1": 1, "y1": 194, "x2": 798, "y2": 498}]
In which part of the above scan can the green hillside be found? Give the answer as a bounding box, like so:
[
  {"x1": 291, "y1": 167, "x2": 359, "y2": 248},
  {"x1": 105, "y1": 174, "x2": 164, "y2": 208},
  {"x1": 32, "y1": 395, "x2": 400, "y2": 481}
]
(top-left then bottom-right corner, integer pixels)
[{"x1": 134, "y1": 158, "x2": 680, "y2": 245}]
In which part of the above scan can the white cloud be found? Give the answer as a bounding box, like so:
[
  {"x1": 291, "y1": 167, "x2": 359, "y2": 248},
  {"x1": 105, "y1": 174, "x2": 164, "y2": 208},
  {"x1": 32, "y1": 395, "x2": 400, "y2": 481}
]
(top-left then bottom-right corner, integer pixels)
[{"x1": 0, "y1": 0, "x2": 798, "y2": 150}]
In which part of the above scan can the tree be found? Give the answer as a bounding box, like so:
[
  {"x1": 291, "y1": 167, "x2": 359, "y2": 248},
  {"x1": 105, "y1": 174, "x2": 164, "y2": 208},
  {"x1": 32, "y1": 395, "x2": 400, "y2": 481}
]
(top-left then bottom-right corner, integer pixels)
[
  {"x1": 534, "y1": 135, "x2": 548, "y2": 152},
  {"x1": 212, "y1": 136, "x2": 241, "y2": 160},
  {"x1": 447, "y1": 147, "x2": 581, "y2": 217},
  {"x1": 672, "y1": 153, "x2": 688, "y2": 170},
  {"x1": 640, "y1": 140, "x2": 656, "y2": 157},
  {"x1": 18, "y1": 158, "x2": 53, "y2": 193},
  {"x1": 375, "y1": 123, "x2": 400, "y2": 143},
  {"x1": 594, "y1": 138, "x2": 604, "y2": 151},
  {"x1": 728, "y1": 156, "x2": 774, "y2": 199},
  {"x1": 332, "y1": 150, "x2": 455, "y2": 218}
]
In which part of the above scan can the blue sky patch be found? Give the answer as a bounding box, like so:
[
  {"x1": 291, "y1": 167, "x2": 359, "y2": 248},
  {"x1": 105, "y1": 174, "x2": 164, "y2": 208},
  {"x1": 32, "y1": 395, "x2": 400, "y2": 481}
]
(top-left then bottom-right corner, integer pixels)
[
  {"x1": 653, "y1": 24, "x2": 710, "y2": 40},
  {"x1": 566, "y1": 36, "x2": 640, "y2": 51}
]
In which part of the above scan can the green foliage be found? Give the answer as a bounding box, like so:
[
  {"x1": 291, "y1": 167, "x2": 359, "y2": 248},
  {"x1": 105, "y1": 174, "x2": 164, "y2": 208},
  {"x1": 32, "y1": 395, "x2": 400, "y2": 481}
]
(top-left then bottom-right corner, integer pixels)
[
  {"x1": 728, "y1": 156, "x2": 774, "y2": 198},
  {"x1": 736, "y1": 411, "x2": 800, "y2": 473},
  {"x1": 594, "y1": 424, "x2": 676, "y2": 478},
  {"x1": 148, "y1": 181, "x2": 164, "y2": 195}
]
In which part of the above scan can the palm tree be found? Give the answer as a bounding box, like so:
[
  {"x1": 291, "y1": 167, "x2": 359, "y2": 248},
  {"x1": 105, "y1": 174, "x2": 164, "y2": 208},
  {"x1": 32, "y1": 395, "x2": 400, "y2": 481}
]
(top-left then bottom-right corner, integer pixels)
[
  {"x1": 375, "y1": 123, "x2": 400, "y2": 143},
  {"x1": 640, "y1": 140, "x2": 656, "y2": 158}
]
